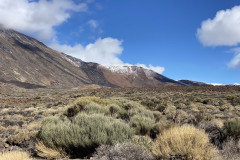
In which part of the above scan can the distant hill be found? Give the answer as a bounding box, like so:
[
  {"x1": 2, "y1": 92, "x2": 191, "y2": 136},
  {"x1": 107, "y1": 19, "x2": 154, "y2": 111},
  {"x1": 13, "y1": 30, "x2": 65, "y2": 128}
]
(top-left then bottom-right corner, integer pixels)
[
  {"x1": 178, "y1": 80, "x2": 211, "y2": 86},
  {"x1": 0, "y1": 29, "x2": 183, "y2": 89}
]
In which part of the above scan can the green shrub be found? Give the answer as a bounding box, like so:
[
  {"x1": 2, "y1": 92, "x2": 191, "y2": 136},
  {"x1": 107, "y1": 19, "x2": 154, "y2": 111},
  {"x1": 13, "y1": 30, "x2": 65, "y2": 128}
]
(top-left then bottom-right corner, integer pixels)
[
  {"x1": 156, "y1": 104, "x2": 167, "y2": 112},
  {"x1": 152, "y1": 111, "x2": 162, "y2": 122},
  {"x1": 223, "y1": 119, "x2": 240, "y2": 139},
  {"x1": 117, "y1": 109, "x2": 130, "y2": 121},
  {"x1": 219, "y1": 103, "x2": 234, "y2": 112},
  {"x1": 149, "y1": 120, "x2": 174, "y2": 139},
  {"x1": 84, "y1": 102, "x2": 108, "y2": 115},
  {"x1": 163, "y1": 104, "x2": 176, "y2": 120},
  {"x1": 64, "y1": 97, "x2": 109, "y2": 117},
  {"x1": 226, "y1": 95, "x2": 240, "y2": 106},
  {"x1": 110, "y1": 98, "x2": 140, "y2": 110},
  {"x1": 39, "y1": 113, "x2": 134, "y2": 158},
  {"x1": 107, "y1": 104, "x2": 123, "y2": 117},
  {"x1": 130, "y1": 115, "x2": 155, "y2": 135},
  {"x1": 129, "y1": 107, "x2": 155, "y2": 121}
]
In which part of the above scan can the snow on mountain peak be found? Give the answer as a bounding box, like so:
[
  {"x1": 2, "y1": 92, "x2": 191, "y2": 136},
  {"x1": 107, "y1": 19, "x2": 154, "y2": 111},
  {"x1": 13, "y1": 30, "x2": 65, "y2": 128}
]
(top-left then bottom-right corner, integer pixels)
[
  {"x1": 102, "y1": 65, "x2": 138, "y2": 75},
  {"x1": 208, "y1": 83, "x2": 226, "y2": 86},
  {"x1": 101, "y1": 65, "x2": 155, "y2": 77}
]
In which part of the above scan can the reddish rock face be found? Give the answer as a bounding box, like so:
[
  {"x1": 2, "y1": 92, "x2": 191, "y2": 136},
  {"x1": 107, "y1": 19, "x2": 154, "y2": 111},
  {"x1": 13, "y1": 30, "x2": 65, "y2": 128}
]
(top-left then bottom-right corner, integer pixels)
[{"x1": 98, "y1": 65, "x2": 181, "y2": 88}]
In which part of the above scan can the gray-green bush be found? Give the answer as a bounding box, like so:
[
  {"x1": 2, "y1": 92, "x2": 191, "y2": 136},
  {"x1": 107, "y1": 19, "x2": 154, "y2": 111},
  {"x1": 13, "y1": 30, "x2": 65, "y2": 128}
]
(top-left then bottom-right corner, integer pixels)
[
  {"x1": 130, "y1": 115, "x2": 155, "y2": 135},
  {"x1": 223, "y1": 119, "x2": 240, "y2": 139},
  {"x1": 92, "y1": 143, "x2": 155, "y2": 160},
  {"x1": 84, "y1": 102, "x2": 108, "y2": 115},
  {"x1": 39, "y1": 113, "x2": 134, "y2": 158}
]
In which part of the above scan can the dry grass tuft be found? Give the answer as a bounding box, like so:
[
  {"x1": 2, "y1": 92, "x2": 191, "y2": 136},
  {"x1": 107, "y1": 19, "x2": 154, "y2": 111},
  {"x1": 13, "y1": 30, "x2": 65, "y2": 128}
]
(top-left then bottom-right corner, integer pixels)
[
  {"x1": 35, "y1": 141, "x2": 67, "y2": 160},
  {"x1": 152, "y1": 125, "x2": 217, "y2": 160},
  {"x1": 0, "y1": 151, "x2": 32, "y2": 160}
]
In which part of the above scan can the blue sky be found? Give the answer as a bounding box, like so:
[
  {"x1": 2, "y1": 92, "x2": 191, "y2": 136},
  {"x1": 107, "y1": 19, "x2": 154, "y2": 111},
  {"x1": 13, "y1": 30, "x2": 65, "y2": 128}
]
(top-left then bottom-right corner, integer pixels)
[{"x1": 0, "y1": 0, "x2": 240, "y2": 84}]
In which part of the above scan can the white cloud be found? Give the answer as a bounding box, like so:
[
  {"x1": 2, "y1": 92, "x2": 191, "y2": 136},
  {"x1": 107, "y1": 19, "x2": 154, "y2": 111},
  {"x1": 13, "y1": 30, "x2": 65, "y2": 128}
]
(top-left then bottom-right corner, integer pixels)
[
  {"x1": 51, "y1": 37, "x2": 124, "y2": 65},
  {"x1": 0, "y1": 0, "x2": 165, "y2": 74},
  {"x1": 229, "y1": 48, "x2": 240, "y2": 70},
  {"x1": 88, "y1": 19, "x2": 98, "y2": 29},
  {"x1": 0, "y1": 0, "x2": 87, "y2": 41},
  {"x1": 136, "y1": 64, "x2": 165, "y2": 74},
  {"x1": 197, "y1": 5, "x2": 240, "y2": 46},
  {"x1": 229, "y1": 54, "x2": 240, "y2": 69},
  {"x1": 51, "y1": 38, "x2": 165, "y2": 74}
]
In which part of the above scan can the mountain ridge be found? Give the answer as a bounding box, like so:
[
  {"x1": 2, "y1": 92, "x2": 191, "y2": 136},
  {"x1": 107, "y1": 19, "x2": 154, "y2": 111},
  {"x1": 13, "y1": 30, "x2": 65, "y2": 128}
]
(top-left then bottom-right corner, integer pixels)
[{"x1": 0, "y1": 28, "x2": 208, "y2": 89}]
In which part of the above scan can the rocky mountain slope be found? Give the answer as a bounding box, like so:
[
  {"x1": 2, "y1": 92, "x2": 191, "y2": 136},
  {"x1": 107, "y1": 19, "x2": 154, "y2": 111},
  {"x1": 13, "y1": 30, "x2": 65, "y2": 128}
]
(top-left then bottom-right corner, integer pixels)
[
  {"x1": 63, "y1": 54, "x2": 182, "y2": 87},
  {"x1": 0, "y1": 29, "x2": 92, "y2": 88},
  {"x1": 178, "y1": 80, "x2": 211, "y2": 86},
  {"x1": 0, "y1": 29, "x2": 182, "y2": 89}
]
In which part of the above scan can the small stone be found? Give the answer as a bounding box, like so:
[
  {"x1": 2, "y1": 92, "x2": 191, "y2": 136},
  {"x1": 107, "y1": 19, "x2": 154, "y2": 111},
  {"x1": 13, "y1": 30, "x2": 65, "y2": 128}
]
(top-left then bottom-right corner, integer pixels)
[{"x1": 4, "y1": 143, "x2": 9, "y2": 148}]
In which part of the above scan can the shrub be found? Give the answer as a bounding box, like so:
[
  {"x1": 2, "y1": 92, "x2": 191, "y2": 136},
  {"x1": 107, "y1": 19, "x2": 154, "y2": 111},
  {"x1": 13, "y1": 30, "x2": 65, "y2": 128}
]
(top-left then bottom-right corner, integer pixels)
[
  {"x1": 226, "y1": 95, "x2": 240, "y2": 106},
  {"x1": 223, "y1": 118, "x2": 240, "y2": 139},
  {"x1": 84, "y1": 102, "x2": 108, "y2": 115},
  {"x1": 0, "y1": 151, "x2": 32, "y2": 160},
  {"x1": 199, "y1": 119, "x2": 224, "y2": 147},
  {"x1": 117, "y1": 109, "x2": 130, "y2": 121},
  {"x1": 130, "y1": 115, "x2": 155, "y2": 135},
  {"x1": 150, "y1": 120, "x2": 175, "y2": 139},
  {"x1": 152, "y1": 111, "x2": 162, "y2": 122},
  {"x1": 219, "y1": 104, "x2": 234, "y2": 112},
  {"x1": 110, "y1": 98, "x2": 140, "y2": 110},
  {"x1": 131, "y1": 135, "x2": 153, "y2": 151},
  {"x1": 156, "y1": 104, "x2": 167, "y2": 112},
  {"x1": 193, "y1": 111, "x2": 213, "y2": 125},
  {"x1": 7, "y1": 130, "x2": 38, "y2": 145},
  {"x1": 107, "y1": 103, "x2": 122, "y2": 117},
  {"x1": 129, "y1": 107, "x2": 155, "y2": 120},
  {"x1": 152, "y1": 125, "x2": 216, "y2": 160},
  {"x1": 221, "y1": 138, "x2": 240, "y2": 160},
  {"x1": 92, "y1": 143, "x2": 155, "y2": 160},
  {"x1": 77, "y1": 96, "x2": 109, "y2": 106},
  {"x1": 64, "y1": 97, "x2": 109, "y2": 117},
  {"x1": 173, "y1": 110, "x2": 189, "y2": 124},
  {"x1": 163, "y1": 104, "x2": 176, "y2": 119},
  {"x1": 39, "y1": 113, "x2": 134, "y2": 158}
]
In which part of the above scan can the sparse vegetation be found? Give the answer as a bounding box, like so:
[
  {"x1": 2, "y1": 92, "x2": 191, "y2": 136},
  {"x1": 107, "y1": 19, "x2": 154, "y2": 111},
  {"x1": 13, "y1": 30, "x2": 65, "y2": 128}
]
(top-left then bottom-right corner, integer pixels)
[
  {"x1": 1, "y1": 86, "x2": 240, "y2": 159},
  {"x1": 92, "y1": 143, "x2": 154, "y2": 160}
]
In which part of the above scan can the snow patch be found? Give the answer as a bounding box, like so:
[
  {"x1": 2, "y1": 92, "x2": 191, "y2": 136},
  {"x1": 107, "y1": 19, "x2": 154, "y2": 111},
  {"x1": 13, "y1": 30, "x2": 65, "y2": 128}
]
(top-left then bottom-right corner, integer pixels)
[
  {"x1": 101, "y1": 65, "x2": 155, "y2": 79},
  {"x1": 102, "y1": 65, "x2": 138, "y2": 75},
  {"x1": 208, "y1": 83, "x2": 226, "y2": 86}
]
